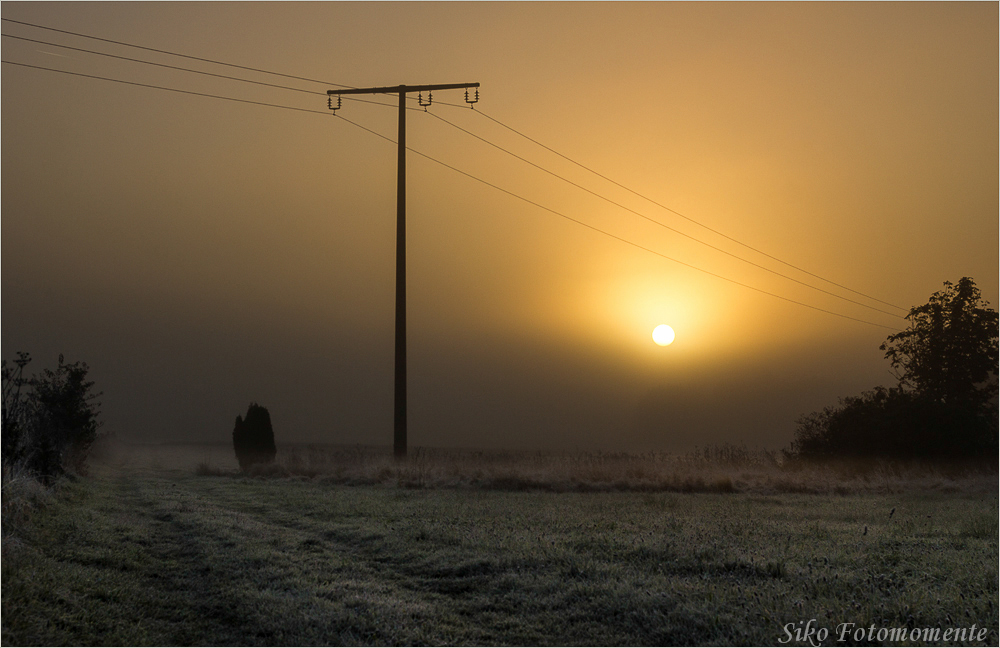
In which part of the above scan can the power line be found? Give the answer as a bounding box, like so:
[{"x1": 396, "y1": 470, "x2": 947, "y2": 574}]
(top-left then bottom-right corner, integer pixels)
[
  {"x1": 0, "y1": 30, "x2": 400, "y2": 110},
  {"x1": 2, "y1": 17, "x2": 355, "y2": 89},
  {"x1": 2, "y1": 33, "x2": 325, "y2": 96},
  {"x1": 3, "y1": 58, "x2": 900, "y2": 331},
  {"x1": 1, "y1": 60, "x2": 334, "y2": 115},
  {"x1": 326, "y1": 112, "x2": 898, "y2": 329},
  {"x1": 398, "y1": 137, "x2": 901, "y2": 332},
  {"x1": 424, "y1": 110, "x2": 905, "y2": 320},
  {"x1": 1, "y1": 16, "x2": 427, "y2": 112},
  {"x1": 2, "y1": 15, "x2": 907, "y2": 316},
  {"x1": 468, "y1": 108, "x2": 909, "y2": 313}
]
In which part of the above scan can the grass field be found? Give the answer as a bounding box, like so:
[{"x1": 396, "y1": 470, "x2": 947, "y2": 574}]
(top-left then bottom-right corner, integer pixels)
[{"x1": 2, "y1": 444, "x2": 997, "y2": 646}]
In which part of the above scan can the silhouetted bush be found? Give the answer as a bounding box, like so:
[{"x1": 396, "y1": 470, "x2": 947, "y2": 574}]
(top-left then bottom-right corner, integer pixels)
[
  {"x1": 788, "y1": 278, "x2": 997, "y2": 462},
  {"x1": 1, "y1": 353, "x2": 103, "y2": 482},
  {"x1": 2, "y1": 353, "x2": 32, "y2": 467},
  {"x1": 232, "y1": 403, "x2": 277, "y2": 472},
  {"x1": 789, "y1": 386, "x2": 997, "y2": 460}
]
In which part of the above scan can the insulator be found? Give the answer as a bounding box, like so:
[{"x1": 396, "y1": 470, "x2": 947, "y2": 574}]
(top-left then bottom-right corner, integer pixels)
[
  {"x1": 465, "y1": 88, "x2": 479, "y2": 108},
  {"x1": 328, "y1": 95, "x2": 341, "y2": 113},
  {"x1": 418, "y1": 91, "x2": 432, "y2": 109}
]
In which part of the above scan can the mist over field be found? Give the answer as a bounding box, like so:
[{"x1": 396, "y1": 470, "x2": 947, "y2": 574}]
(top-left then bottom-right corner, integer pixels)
[
  {"x1": 3, "y1": 4, "x2": 998, "y2": 646},
  {"x1": 3, "y1": 2, "x2": 996, "y2": 453}
]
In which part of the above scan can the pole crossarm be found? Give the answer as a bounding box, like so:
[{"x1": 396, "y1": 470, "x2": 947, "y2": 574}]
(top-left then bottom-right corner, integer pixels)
[{"x1": 327, "y1": 82, "x2": 479, "y2": 96}]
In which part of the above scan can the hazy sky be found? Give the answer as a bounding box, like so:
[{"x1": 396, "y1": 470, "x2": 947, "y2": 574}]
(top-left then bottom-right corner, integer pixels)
[{"x1": 3, "y1": 2, "x2": 997, "y2": 452}]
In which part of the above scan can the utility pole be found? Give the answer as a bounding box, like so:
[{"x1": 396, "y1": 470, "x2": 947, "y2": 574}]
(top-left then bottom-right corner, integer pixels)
[{"x1": 327, "y1": 83, "x2": 480, "y2": 459}]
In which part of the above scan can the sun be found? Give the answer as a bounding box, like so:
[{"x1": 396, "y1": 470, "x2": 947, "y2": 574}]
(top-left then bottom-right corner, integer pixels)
[{"x1": 652, "y1": 324, "x2": 675, "y2": 346}]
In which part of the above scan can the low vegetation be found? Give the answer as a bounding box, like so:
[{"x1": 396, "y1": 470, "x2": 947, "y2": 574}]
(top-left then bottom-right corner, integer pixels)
[
  {"x1": 789, "y1": 277, "x2": 998, "y2": 461},
  {"x1": 189, "y1": 442, "x2": 995, "y2": 497},
  {"x1": 2, "y1": 352, "x2": 103, "y2": 481},
  {"x1": 3, "y1": 444, "x2": 996, "y2": 646},
  {"x1": 1, "y1": 461, "x2": 50, "y2": 563},
  {"x1": 2, "y1": 351, "x2": 104, "y2": 565}
]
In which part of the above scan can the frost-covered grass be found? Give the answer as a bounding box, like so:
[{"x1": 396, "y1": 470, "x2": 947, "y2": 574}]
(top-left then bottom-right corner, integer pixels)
[
  {"x1": 183, "y1": 441, "x2": 998, "y2": 496},
  {"x1": 2, "y1": 447, "x2": 996, "y2": 646},
  {"x1": 1, "y1": 461, "x2": 50, "y2": 563}
]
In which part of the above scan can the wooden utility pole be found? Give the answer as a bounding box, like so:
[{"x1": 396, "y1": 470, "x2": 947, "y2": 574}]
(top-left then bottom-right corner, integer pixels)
[{"x1": 327, "y1": 83, "x2": 480, "y2": 459}]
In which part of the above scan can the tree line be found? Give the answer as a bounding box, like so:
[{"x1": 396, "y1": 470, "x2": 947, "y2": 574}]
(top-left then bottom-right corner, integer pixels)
[{"x1": 787, "y1": 277, "x2": 998, "y2": 461}]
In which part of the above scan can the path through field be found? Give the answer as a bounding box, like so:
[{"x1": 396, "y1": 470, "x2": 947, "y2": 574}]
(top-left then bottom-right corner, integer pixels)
[{"x1": 3, "y1": 458, "x2": 997, "y2": 646}]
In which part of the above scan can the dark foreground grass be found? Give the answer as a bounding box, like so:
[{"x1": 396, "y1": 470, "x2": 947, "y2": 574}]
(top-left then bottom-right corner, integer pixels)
[{"x1": 2, "y1": 461, "x2": 997, "y2": 646}]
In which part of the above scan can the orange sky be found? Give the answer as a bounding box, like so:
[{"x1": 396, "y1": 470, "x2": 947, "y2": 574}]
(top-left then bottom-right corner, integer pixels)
[{"x1": 3, "y1": 2, "x2": 997, "y2": 451}]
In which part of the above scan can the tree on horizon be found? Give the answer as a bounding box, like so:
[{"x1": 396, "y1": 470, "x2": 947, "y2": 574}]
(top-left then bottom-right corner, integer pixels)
[{"x1": 790, "y1": 277, "x2": 997, "y2": 460}]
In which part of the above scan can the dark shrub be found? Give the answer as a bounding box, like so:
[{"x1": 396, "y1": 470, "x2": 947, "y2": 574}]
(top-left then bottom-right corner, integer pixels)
[
  {"x1": 2, "y1": 353, "x2": 102, "y2": 482},
  {"x1": 2, "y1": 353, "x2": 33, "y2": 467},
  {"x1": 232, "y1": 403, "x2": 276, "y2": 472},
  {"x1": 788, "y1": 277, "x2": 997, "y2": 462},
  {"x1": 789, "y1": 386, "x2": 997, "y2": 461}
]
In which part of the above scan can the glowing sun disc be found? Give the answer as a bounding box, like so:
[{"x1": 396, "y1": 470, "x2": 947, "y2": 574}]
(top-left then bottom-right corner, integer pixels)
[{"x1": 652, "y1": 324, "x2": 675, "y2": 346}]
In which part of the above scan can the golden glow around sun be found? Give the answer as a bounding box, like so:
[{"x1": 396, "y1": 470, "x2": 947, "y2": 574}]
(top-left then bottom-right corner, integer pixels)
[{"x1": 652, "y1": 324, "x2": 675, "y2": 346}]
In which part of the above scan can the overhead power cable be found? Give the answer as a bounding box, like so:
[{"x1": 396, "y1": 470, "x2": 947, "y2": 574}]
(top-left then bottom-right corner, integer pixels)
[
  {"x1": 424, "y1": 110, "x2": 904, "y2": 320},
  {"x1": 1, "y1": 60, "x2": 334, "y2": 115},
  {"x1": 324, "y1": 114, "x2": 898, "y2": 330},
  {"x1": 2, "y1": 59, "x2": 900, "y2": 331},
  {"x1": 3, "y1": 16, "x2": 905, "y2": 316},
  {"x1": 468, "y1": 107, "x2": 909, "y2": 313},
  {"x1": 2, "y1": 17, "x2": 354, "y2": 89},
  {"x1": 0, "y1": 30, "x2": 399, "y2": 109},
  {"x1": 402, "y1": 133, "x2": 900, "y2": 331},
  {"x1": 3, "y1": 33, "x2": 325, "y2": 96},
  {"x1": 0, "y1": 16, "x2": 440, "y2": 113}
]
